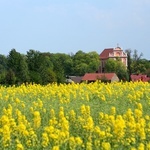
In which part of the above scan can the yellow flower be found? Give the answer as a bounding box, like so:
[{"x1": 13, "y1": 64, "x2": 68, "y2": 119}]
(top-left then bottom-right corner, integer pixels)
[
  {"x1": 69, "y1": 136, "x2": 76, "y2": 149},
  {"x1": 134, "y1": 109, "x2": 142, "y2": 120},
  {"x1": 83, "y1": 116, "x2": 94, "y2": 131},
  {"x1": 59, "y1": 110, "x2": 64, "y2": 119},
  {"x1": 101, "y1": 94, "x2": 106, "y2": 101},
  {"x1": 30, "y1": 107, "x2": 34, "y2": 113},
  {"x1": 99, "y1": 112, "x2": 104, "y2": 120},
  {"x1": 52, "y1": 145, "x2": 59, "y2": 150},
  {"x1": 110, "y1": 106, "x2": 116, "y2": 115},
  {"x1": 146, "y1": 142, "x2": 150, "y2": 150},
  {"x1": 86, "y1": 142, "x2": 92, "y2": 150},
  {"x1": 17, "y1": 123, "x2": 29, "y2": 136},
  {"x1": 38, "y1": 99, "x2": 43, "y2": 108},
  {"x1": 138, "y1": 143, "x2": 144, "y2": 150},
  {"x1": 80, "y1": 105, "x2": 86, "y2": 116},
  {"x1": 42, "y1": 132, "x2": 49, "y2": 148},
  {"x1": 102, "y1": 142, "x2": 111, "y2": 150},
  {"x1": 50, "y1": 109, "x2": 56, "y2": 119},
  {"x1": 1, "y1": 115, "x2": 9, "y2": 126},
  {"x1": 137, "y1": 103, "x2": 143, "y2": 111},
  {"x1": 113, "y1": 115, "x2": 125, "y2": 139},
  {"x1": 33, "y1": 111, "x2": 41, "y2": 129},
  {"x1": 15, "y1": 98, "x2": 20, "y2": 103},
  {"x1": 75, "y1": 137, "x2": 83, "y2": 146},
  {"x1": 26, "y1": 140, "x2": 32, "y2": 147},
  {"x1": 2, "y1": 125, "x2": 11, "y2": 147},
  {"x1": 69, "y1": 110, "x2": 76, "y2": 122},
  {"x1": 16, "y1": 143, "x2": 24, "y2": 150},
  {"x1": 94, "y1": 139, "x2": 100, "y2": 147},
  {"x1": 145, "y1": 115, "x2": 150, "y2": 120}
]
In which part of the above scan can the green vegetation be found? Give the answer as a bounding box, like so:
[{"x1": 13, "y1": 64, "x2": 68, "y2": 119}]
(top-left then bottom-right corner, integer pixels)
[{"x1": 0, "y1": 48, "x2": 150, "y2": 85}]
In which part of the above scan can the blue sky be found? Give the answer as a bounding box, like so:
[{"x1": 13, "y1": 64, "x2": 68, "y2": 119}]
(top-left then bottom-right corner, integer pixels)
[{"x1": 0, "y1": 0, "x2": 150, "y2": 59}]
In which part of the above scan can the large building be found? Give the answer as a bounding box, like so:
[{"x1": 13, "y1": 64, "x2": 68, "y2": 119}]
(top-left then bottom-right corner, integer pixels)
[{"x1": 99, "y1": 46, "x2": 127, "y2": 73}]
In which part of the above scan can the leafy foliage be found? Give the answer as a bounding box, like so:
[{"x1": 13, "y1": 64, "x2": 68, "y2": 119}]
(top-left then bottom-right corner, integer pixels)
[
  {"x1": 105, "y1": 58, "x2": 128, "y2": 81},
  {"x1": 0, "y1": 48, "x2": 149, "y2": 85}
]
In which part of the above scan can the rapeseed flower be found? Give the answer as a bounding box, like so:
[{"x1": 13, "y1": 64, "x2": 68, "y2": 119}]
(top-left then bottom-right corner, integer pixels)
[
  {"x1": 138, "y1": 143, "x2": 145, "y2": 150},
  {"x1": 16, "y1": 143, "x2": 24, "y2": 150},
  {"x1": 86, "y1": 142, "x2": 92, "y2": 150},
  {"x1": 102, "y1": 142, "x2": 111, "y2": 150},
  {"x1": 42, "y1": 132, "x2": 49, "y2": 148},
  {"x1": 2, "y1": 125, "x2": 11, "y2": 147},
  {"x1": 33, "y1": 111, "x2": 41, "y2": 129},
  {"x1": 52, "y1": 145, "x2": 59, "y2": 150}
]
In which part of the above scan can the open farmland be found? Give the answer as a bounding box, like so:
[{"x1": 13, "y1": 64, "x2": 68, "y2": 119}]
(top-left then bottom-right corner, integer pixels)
[{"x1": 0, "y1": 81, "x2": 150, "y2": 150}]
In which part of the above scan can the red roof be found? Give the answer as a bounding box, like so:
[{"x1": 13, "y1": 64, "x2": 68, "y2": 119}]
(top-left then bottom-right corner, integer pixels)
[
  {"x1": 82, "y1": 73, "x2": 117, "y2": 81},
  {"x1": 100, "y1": 48, "x2": 113, "y2": 59},
  {"x1": 131, "y1": 74, "x2": 150, "y2": 82}
]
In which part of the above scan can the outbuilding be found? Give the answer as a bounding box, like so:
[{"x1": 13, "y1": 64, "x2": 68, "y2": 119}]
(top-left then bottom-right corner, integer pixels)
[{"x1": 82, "y1": 73, "x2": 119, "y2": 83}]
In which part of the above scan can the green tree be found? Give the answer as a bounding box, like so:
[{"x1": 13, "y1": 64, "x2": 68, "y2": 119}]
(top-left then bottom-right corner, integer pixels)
[
  {"x1": 131, "y1": 49, "x2": 143, "y2": 74},
  {"x1": 72, "y1": 50, "x2": 100, "y2": 76},
  {"x1": 27, "y1": 50, "x2": 43, "y2": 84},
  {"x1": 27, "y1": 50, "x2": 57, "y2": 84},
  {"x1": 41, "y1": 68, "x2": 57, "y2": 85},
  {"x1": 0, "y1": 54, "x2": 7, "y2": 84},
  {"x1": 50, "y1": 53, "x2": 66, "y2": 83},
  {"x1": 87, "y1": 51, "x2": 100, "y2": 73},
  {"x1": 26, "y1": 49, "x2": 41, "y2": 72},
  {"x1": 7, "y1": 49, "x2": 30, "y2": 84},
  {"x1": 5, "y1": 69, "x2": 16, "y2": 85},
  {"x1": 105, "y1": 58, "x2": 128, "y2": 81},
  {"x1": 125, "y1": 49, "x2": 145, "y2": 80},
  {"x1": 125, "y1": 49, "x2": 132, "y2": 81},
  {"x1": 38, "y1": 53, "x2": 55, "y2": 84},
  {"x1": 146, "y1": 68, "x2": 150, "y2": 77},
  {"x1": 104, "y1": 58, "x2": 117, "y2": 72}
]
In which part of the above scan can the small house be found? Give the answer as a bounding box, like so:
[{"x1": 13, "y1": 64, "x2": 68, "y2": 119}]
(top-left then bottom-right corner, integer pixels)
[
  {"x1": 66, "y1": 76, "x2": 83, "y2": 83},
  {"x1": 82, "y1": 73, "x2": 119, "y2": 83},
  {"x1": 131, "y1": 74, "x2": 150, "y2": 82}
]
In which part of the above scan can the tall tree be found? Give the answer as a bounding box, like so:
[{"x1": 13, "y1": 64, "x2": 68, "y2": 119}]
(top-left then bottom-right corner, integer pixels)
[
  {"x1": 131, "y1": 49, "x2": 143, "y2": 74},
  {"x1": 72, "y1": 50, "x2": 100, "y2": 76},
  {"x1": 5, "y1": 69, "x2": 16, "y2": 85},
  {"x1": 38, "y1": 53, "x2": 56, "y2": 84},
  {"x1": 26, "y1": 49, "x2": 42, "y2": 84},
  {"x1": 7, "y1": 49, "x2": 29, "y2": 84},
  {"x1": 125, "y1": 49, "x2": 144, "y2": 81},
  {"x1": 125, "y1": 49, "x2": 132, "y2": 81},
  {"x1": 50, "y1": 53, "x2": 66, "y2": 83},
  {"x1": 105, "y1": 58, "x2": 128, "y2": 81},
  {"x1": 86, "y1": 51, "x2": 100, "y2": 73},
  {"x1": 26, "y1": 49, "x2": 41, "y2": 71},
  {"x1": 0, "y1": 54, "x2": 7, "y2": 84}
]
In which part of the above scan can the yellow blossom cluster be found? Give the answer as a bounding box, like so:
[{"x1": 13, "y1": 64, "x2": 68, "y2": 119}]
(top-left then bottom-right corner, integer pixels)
[{"x1": 0, "y1": 81, "x2": 150, "y2": 149}]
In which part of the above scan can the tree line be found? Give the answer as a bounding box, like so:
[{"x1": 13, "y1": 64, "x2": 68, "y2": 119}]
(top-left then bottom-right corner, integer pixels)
[
  {"x1": 0, "y1": 49, "x2": 100, "y2": 85},
  {"x1": 0, "y1": 49, "x2": 149, "y2": 85}
]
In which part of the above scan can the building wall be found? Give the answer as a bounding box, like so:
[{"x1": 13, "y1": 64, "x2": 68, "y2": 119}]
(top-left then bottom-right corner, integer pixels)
[
  {"x1": 99, "y1": 47, "x2": 127, "y2": 73},
  {"x1": 111, "y1": 75, "x2": 119, "y2": 82}
]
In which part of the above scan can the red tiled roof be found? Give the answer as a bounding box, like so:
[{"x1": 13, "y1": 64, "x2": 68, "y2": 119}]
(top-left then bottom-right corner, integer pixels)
[
  {"x1": 131, "y1": 74, "x2": 150, "y2": 82},
  {"x1": 82, "y1": 73, "x2": 116, "y2": 81},
  {"x1": 100, "y1": 48, "x2": 113, "y2": 59}
]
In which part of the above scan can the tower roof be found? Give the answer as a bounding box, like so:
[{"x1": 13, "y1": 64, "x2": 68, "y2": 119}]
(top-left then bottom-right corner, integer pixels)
[{"x1": 99, "y1": 48, "x2": 113, "y2": 59}]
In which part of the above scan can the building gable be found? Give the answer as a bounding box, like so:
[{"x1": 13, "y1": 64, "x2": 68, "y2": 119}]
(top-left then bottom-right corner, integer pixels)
[
  {"x1": 82, "y1": 73, "x2": 119, "y2": 82},
  {"x1": 99, "y1": 46, "x2": 128, "y2": 73}
]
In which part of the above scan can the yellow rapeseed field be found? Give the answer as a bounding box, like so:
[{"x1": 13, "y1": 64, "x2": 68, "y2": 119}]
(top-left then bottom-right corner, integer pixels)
[{"x1": 0, "y1": 81, "x2": 150, "y2": 150}]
